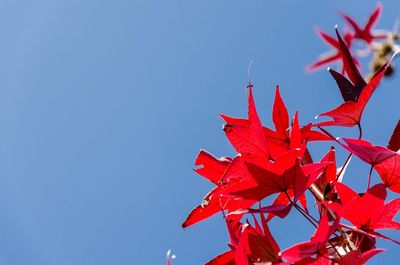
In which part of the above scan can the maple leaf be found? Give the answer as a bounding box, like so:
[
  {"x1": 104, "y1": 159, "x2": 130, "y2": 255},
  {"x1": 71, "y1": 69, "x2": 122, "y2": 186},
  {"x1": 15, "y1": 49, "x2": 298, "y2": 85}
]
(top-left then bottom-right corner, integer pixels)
[
  {"x1": 315, "y1": 27, "x2": 397, "y2": 127},
  {"x1": 340, "y1": 3, "x2": 385, "y2": 44},
  {"x1": 317, "y1": 51, "x2": 395, "y2": 127},
  {"x1": 307, "y1": 27, "x2": 356, "y2": 73},
  {"x1": 325, "y1": 182, "x2": 400, "y2": 232},
  {"x1": 182, "y1": 151, "x2": 257, "y2": 228}
]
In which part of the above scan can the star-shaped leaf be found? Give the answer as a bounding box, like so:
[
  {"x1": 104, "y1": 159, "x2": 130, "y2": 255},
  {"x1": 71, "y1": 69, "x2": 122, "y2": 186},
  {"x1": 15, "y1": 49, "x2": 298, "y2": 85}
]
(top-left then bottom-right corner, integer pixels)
[{"x1": 340, "y1": 3, "x2": 385, "y2": 44}]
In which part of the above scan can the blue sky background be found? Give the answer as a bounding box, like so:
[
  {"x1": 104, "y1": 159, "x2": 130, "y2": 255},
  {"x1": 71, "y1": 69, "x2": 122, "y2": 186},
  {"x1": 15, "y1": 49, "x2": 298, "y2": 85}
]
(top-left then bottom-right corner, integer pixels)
[{"x1": 0, "y1": 1, "x2": 399, "y2": 264}]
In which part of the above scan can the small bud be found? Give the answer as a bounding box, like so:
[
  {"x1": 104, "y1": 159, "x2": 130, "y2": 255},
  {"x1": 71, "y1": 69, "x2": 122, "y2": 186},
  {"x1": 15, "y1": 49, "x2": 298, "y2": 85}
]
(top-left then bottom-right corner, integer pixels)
[{"x1": 377, "y1": 43, "x2": 393, "y2": 58}]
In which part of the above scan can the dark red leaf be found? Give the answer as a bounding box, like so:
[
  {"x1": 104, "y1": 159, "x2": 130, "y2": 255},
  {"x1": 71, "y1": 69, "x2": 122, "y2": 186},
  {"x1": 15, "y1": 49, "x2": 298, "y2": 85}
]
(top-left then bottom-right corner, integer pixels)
[
  {"x1": 335, "y1": 28, "x2": 366, "y2": 91},
  {"x1": 329, "y1": 68, "x2": 361, "y2": 102},
  {"x1": 317, "y1": 54, "x2": 395, "y2": 127}
]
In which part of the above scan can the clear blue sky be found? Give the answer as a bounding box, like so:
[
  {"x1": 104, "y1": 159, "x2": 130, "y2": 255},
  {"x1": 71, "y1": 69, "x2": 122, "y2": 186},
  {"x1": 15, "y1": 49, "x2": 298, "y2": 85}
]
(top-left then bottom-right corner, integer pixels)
[{"x1": 0, "y1": 0, "x2": 399, "y2": 264}]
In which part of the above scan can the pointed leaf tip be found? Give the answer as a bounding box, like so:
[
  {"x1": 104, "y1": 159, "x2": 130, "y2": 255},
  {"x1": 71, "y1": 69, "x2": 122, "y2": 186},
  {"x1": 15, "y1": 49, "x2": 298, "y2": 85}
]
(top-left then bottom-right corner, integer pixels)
[{"x1": 388, "y1": 120, "x2": 400, "y2": 152}]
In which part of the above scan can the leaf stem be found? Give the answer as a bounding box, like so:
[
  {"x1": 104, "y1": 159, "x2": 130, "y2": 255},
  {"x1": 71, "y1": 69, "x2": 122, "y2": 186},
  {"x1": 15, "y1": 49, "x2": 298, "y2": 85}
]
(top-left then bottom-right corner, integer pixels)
[
  {"x1": 336, "y1": 153, "x2": 352, "y2": 181},
  {"x1": 357, "y1": 122, "x2": 363, "y2": 139},
  {"x1": 367, "y1": 165, "x2": 374, "y2": 190},
  {"x1": 284, "y1": 191, "x2": 318, "y2": 228}
]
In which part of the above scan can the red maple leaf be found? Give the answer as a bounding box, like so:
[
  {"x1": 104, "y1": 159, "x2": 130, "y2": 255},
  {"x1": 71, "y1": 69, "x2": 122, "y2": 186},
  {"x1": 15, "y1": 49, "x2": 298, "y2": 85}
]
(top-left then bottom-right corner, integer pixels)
[
  {"x1": 325, "y1": 182, "x2": 400, "y2": 232},
  {"x1": 315, "y1": 27, "x2": 396, "y2": 127},
  {"x1": 317, "y1": 55, "x2": 394, "y2": 127},
  {"x1": 340, "y1": 3, "x2": 385, "y2": 44}
]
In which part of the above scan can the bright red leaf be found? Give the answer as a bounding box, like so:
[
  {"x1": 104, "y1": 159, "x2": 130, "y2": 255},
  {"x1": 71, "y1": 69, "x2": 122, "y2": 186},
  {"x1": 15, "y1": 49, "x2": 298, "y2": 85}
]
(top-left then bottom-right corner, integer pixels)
[
  {"x1": 340, "y1": 3, "x2": 385, "y2": 44},
  {"x1": 326, "y1": 182, "x2": 400, "y2": 231}
]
